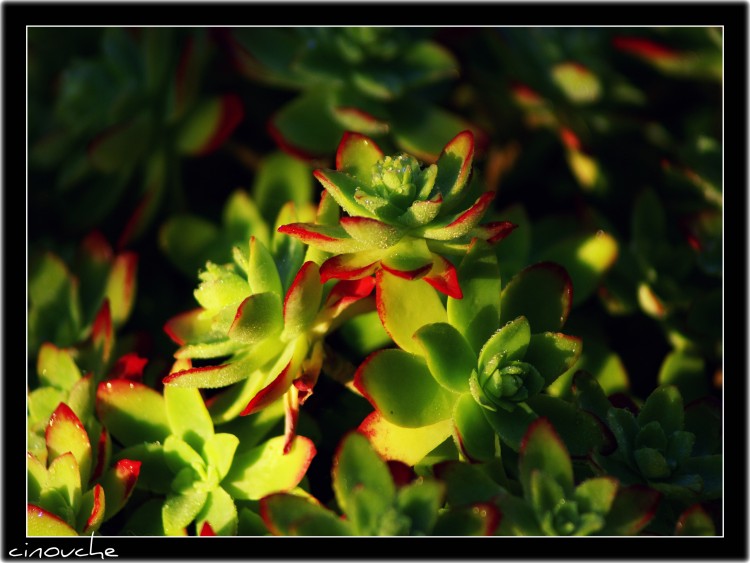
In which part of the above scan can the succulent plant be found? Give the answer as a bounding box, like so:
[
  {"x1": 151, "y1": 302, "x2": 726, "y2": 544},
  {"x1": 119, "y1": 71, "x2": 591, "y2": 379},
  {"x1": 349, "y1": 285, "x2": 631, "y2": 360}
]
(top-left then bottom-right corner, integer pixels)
[
  {"x1": 260, "y1": 431, "x2": 499, "y2": 536},
  {"x1": 96, "y1": 364, "x2": 316, "y2": 535},
  {"x1": 229, "y1": 26, "x2": 478, "y2": 161},
  {"x1": 29, "y1": 28, "x2": 243, "y2": 244},
  {"x1": 353, "y1": 241, "x2": 606, "y2": 466},
  {"x1": 436, "y1": 418, "x2": 662, "y2": 536},
  {"x1": 280, "y1": 131, "x2": 515, "y2": 297}
]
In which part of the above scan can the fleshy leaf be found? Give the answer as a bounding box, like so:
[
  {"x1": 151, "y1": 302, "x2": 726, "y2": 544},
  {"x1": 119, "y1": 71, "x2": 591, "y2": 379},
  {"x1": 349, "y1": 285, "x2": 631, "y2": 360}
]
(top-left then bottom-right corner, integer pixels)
[
  {"x1": 519, "y1": 418, "x2": 574, "y2": 499},
  {"x1": 675, "y1": 504, "x2": 716, "y2": 536},
  {"x1": 202, "y1": 434, "x2": 240, "y2": 481},
  {"x1": 381, "y1": 237, "x2": 434, "y2": 278},
  {"x1": 419, "y1": 191, "x2": 495, "y2": 241},
  {"x1": 222, "y1": 436, "x2": 315, "y2": 500},
  {"x1": 478, "y1": 316, "x2": 531, "y2": 372},
  {"x1": 336, "y1": 131, "x2": 384, "y2": 181},
  {"x1": 433, "y1": 461, "x2": 503, "y2": 506},
  {"x1": 228, "y1": 292, "x2": 283, "y2": 345},
  {"x1": 27, "y1": 505, "x2": 78, "y2": 536},
  {"x1": 260, "y1": 493, "x2": 353, "y2": 536},
  {"x1": 433, "y1": 503, "x2": 500, "y2": 536},
  {"x1": 551, "y1": 62, "x2": 602, "y2": 104},
  {"x1": 114, "y1": 444, "x2": 171, "y2": 495},
  {"x1": 500, "y1": 262, "x2": 573, "y2": 332},
  {"x1": 447, "y1": 240, "x2": 502, "y2": 354},
  {"x1": 575, "y1": 476, "x2": 619, "y2": 516},
  {"x1": 46, "y1": 452, "x2": 82, "y2": 518},
  {"x1": 96, "y1": 380, "x2": 170, "y2": 446},
  {"x1": 376, "y1": 270, "x2": 447, "y2": 355},
  {"x1": 396, "y1": 479, "x2": 445, "y2": 535},
  {"x1": 104, "y1": 252, "x2": 138, "y2": 327},
  {"x1": 319, "y1": 249, "x2": 384, "y2": 282},
  {"x1": 599, "y1": 485, "x2": 661, "y2": 535},
  {"x1": 423, "y1": 253, "x2": 462, "y2": 299},
  {"x1": 195, "y1": 487, "x2": 238, "y2": 536},
  {"x1": 638, "y1": 386, "x2": 684, "y2": 437},
  {"x1": 481, "y1": 401, "x2": 538, "y2": 452},
  {"x1": 332, "y1": 432, "x2": 395, "y2": 520},
  {"x1": 434, "y1": 130, "x2": 475, "y2": 210},
  {"x1": 163, "y1": 308, "x2": 215, "y2": 346},
  {"x1": 163, "y1": 490, "x2": 209, "y2": 536},
  {"x1": 99, "y1": 459, "x2": 142, "y2": 521},
  {"x1": 277, "y1": 222, "x2": 366, "y2": 254},
  {"x1": 245, "y1": 237, "x2": 283, "y2": 297},
  {"x1": 282, "y1": 262, "x2": 323, "y2": 339},
  {"x1": 79, "y1": 484, "x2": 105, "y2": 534},
  {"x1": 358, "y1": 411, "x2": 452, "y2": 466},
  {"x1": 413, "y1": 322, "x2": 475, "y2": 393},
  {"x1": 45, "y1": 403, "x2": 92, "y2": 486},
  {"x1": 453, "y1": 393, "x2": 497, "y2": 462},
  {"x1": 354, "y1": 349, "x2": 456, "y2": 428},
  {"x1": 37, "y1": 344, "x2": 81, "y2": 389},
  {"x1": 164, "y1": 386, "x2": 214, "y2": 451},
  {"x1": 340, "y1": 216, "x2": 405, "y2": 248},
  {"x1": 526, "y1": 394, "x2": 605, "y2": 457},
  {"x1": 524, "y1": 333, "x2": 583, "y2": 387},
  {"x1": 314, "y1": 168, "x2": 375, "y2": 218}
]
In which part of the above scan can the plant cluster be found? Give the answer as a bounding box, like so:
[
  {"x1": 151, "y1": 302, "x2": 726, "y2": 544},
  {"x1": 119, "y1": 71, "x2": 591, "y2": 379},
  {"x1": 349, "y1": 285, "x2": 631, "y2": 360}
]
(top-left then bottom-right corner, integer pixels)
[{"x1": 28, "y1": 26, "x2": 722, "y2": 538}]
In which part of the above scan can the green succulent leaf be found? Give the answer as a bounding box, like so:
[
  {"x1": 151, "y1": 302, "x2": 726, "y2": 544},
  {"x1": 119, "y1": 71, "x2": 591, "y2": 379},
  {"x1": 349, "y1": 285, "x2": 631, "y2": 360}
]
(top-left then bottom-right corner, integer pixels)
[
  {"x1": 202, "y1": 434, "x2": 240, "y2": 482},
  {"x1": 247, "y1": 237, "x2": 284, "y2": 297},
  {"x1": 529, "y1": 469, "x2": 565, "y2": 523},
  {"x1": 37, "y1": 343, "x2": 81, "y2": 389},
  {"x1": 376, "y1": 270, "x2": 447, "y2": 355},
  {"x1": 574, "y1": 477, "x2": 619, "y2": 516},
  {"x1": 519, "y1": 418, "x2": 574, "y2": 498},
  {"x1": 396, "y1": 478, "x2": 445, "y2": 535},
  {"x1": 500, "y1": 263, "x2": 573, "y2": 332},
  {"x1": 222, "y1": 436, "x2": 315, "y2": 501},
  {"x1": 77, "y1": 484, "x2": 105, "y2": 534},
  {"x1": 524, "y1": 333, "x2": 583, "y2": 387},
  {"x1": 432, "y1": 503, "x2": 500, "y2": 536},
  {"x1": 336, "y1": 131, "x2": 384, "y2": 181},
  {"x1": 28, "y1": 387, "x2": 66, "y2": 429},
  {"x1": 638, "y1": 386, "x2": 684, "y2": 437},
  {"x1": 526, "y1": 394, "x2": 604, "y2": 457},
  {"x1": 114, "y1": 443, "x2": 172, "y2": 495},
  {"x1": 96, "y1": 380, "x2": 170, "y2": 446},
  {"x1": 658, "y1": 351, "x2": 708, "y2": 405},
  {"x1": 163, "y1": 436, "x2": 206, "y2": 479},
  {"x1": 281, "y1": 262, "x2": 324, "y2": 340},
  {"x1": 675, "y1": 504, "x2": 716, "y2": 536},
  {"x1": 99, "y1": 459, "x2": 142, "y2": 521},
  {"x1": 358, "y1": 411, "x2": 453, "y2": 466},
  {"x1": 332, "y1": 432, "x2": 395, "y2": 522},
  {"x1": 434, "y1": 461, "x2": 503, "y2": 507},
  {"x1": 195, "y1": 487, "x2": 238, "y2": 536},
  {"x1": 164, "y1": 386, "x2": 214, "y2": 451},
  {"x1": 481, "y1": 401, "x2": 538, "y2": 452},
  {"x1": 27, "y1": 453, "x2": 48, "y2": 504},
  {"x1": 27, "y1": 505, "x2": 78, "y2": 537},
  {"x1": 46, "y1": 403, "x2": 92, "y2": 487},
  {"x1": 355, "y1": 349, "x2": 456, "y2": 428},
  {"x1": 413, "y1": 322, "x2": 475, "y2": 393},
  {"x1": 162, "y1": 490, "x2": 209, "y2": 536},
  {"x1": 598, "y1": 485, "x2": 660, "y2": 535},
  {"x1": 447, "y1": 240, "x2": 502, "y2": 354},
  {"x1": 453, "y1": 393, "x2": 497, "y2": 462},
  {"x1": 46, "y1": 452, "x2": 82, "y2": 519},
  {"x1": 228, "y1": 292, "x2": 284, "y2": 345},
  {"x1": 478, "y1": 316, "x2": 531, "y2": 373},
  {"x1": 260, "y1": 494, "x2": 354, "y2": 536}
]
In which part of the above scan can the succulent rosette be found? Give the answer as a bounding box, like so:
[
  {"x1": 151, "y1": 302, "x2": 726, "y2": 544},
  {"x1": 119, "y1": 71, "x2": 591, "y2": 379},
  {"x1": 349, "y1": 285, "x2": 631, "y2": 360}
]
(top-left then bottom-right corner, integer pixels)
[
  {"x1": 96, "y1": 364, "x2": 315, "y2": 535},
  {"x1": 260, "y1": 432, "x2": 500, "y2": 536},
  {"x1": 280, "y1": 131, "x2": 515, "y2": 298},
  {"x1": 353, "y1": 241, "x2": 604, "y2": 466},
  {"x1": 435, "y1": 418, "x2": 662, "y2": 536},
  {"x1": 573, "y1": 374, "x2": 722, "y2": 504},
  {"x1": 162, "y1": 203, "x2": 375, "y2": 440}
]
